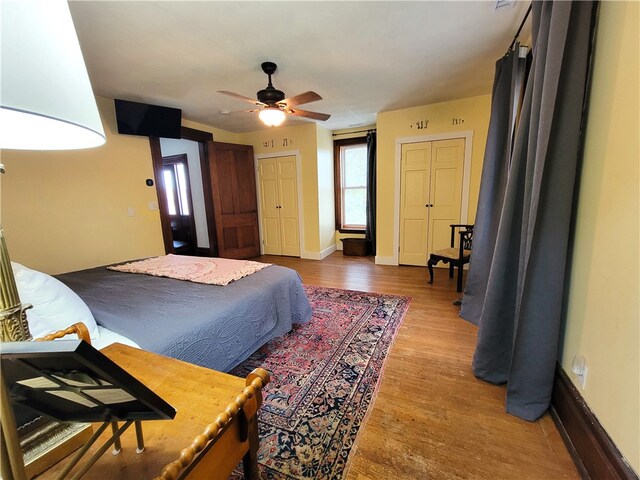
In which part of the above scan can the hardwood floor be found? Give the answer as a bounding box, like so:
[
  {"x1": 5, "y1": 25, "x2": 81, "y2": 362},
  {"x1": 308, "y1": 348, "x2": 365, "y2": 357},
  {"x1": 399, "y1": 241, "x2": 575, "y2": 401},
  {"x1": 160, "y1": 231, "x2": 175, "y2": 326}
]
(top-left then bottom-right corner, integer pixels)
[{"x1": 254, "y1": 252, "x2": 579, "y2": 480}]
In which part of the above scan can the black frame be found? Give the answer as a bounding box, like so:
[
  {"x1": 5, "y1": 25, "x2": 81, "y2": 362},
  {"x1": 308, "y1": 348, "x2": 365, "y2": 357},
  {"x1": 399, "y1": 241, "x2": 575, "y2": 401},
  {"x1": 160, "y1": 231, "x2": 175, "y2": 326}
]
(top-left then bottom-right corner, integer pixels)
[{"x1": 1, "y1": 340, "x2": 176, "y2": 423}]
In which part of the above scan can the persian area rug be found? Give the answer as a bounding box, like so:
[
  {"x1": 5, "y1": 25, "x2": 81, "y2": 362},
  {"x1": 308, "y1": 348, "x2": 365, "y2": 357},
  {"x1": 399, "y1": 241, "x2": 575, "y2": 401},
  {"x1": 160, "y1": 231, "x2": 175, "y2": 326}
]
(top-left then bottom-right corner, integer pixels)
[{"x1": 230, "y1": 285, "x2": 410, "y2": 480}]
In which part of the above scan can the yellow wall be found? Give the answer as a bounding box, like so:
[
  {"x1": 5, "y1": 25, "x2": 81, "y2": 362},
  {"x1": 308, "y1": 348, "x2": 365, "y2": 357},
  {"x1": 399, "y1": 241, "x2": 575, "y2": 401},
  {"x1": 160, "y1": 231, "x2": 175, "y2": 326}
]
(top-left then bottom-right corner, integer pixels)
[
  {"x1": 238, "y1": 123, "x2": 322, "y2": 256},
  {"x1": 1, "y1": 96, "x2": 165, "y2": 274},
  {"x1": 315, "y1": 124, "x2": 336, "y2": 254},
  {"x1": 561, "y1": 1, "x2": 639, "y2": 472},
  {"x1": 182, "y1": 118, "x2": 240, "y2": 144},
  {"x1": 376, "y1": 95, "x2": 491, "y2": 262},
  {"x1": 0, "y1": 96, "x2": 243, "y2": 274}
]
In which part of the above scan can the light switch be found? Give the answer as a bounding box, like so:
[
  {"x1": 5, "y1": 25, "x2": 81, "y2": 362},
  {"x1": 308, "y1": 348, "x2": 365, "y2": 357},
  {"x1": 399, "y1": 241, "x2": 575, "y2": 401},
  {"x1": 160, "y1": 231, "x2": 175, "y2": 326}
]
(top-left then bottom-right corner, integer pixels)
[{"x1": 127, "y1": 207, "x2": 135, "y2": 217}]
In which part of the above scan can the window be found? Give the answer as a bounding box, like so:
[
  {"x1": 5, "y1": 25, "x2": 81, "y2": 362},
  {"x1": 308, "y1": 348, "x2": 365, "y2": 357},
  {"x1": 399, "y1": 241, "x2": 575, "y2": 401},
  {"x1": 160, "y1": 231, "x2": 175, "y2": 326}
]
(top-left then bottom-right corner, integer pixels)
[
  {"x1": 163, "y1": 160, "x2": 191, "y2": 216},
  {"x1": 334, "y1": 137, "x2": 368, "y2": 232}
]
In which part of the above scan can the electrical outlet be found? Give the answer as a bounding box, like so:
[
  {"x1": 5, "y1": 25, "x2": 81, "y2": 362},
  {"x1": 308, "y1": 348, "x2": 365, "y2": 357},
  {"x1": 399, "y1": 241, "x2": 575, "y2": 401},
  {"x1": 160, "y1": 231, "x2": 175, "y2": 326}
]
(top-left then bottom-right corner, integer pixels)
[
  {"x1": 577, "y1": 365, "x2": 588, "y2": 389},
  {"x1": 572, "y1": 354, "x2": 588, "y2": 389},
  {"x1": 127, "y1": 207, "x2": 135, "y2": 217},
  {"x1": 148, "y1": 201, "x2": 158, "y2": 210}
]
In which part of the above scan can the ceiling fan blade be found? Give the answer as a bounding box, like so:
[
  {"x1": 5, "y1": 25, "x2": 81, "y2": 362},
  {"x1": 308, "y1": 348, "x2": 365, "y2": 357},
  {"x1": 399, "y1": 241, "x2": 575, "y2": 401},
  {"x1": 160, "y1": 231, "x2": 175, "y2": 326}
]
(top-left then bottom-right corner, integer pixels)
[
  {"x1": 286, "y1": 108, "x2": 331, "y2": 121},
  {"x1": 218, "y1": 90, "x2": 265, "y2": 106},
  {"x1": 279, "y1": 91, "x2": 322, "y2": 107}
]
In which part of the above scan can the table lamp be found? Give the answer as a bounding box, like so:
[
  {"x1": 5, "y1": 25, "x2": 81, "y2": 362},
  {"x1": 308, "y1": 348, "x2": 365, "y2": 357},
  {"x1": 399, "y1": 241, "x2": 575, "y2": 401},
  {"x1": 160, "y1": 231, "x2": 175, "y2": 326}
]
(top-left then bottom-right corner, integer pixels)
[
  {"x1": 0, "y1": 0, "x2": 105, "y2": 341},
  {"x1": 0, "y1": 1, "x2": 106, "y2": 478}
]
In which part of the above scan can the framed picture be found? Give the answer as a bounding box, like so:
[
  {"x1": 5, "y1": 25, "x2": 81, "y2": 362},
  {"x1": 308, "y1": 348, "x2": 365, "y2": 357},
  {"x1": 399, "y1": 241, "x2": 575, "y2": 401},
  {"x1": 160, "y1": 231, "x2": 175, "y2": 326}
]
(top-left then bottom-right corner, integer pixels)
[
  {"x1": 1, "y1": 339, "x2": 176, "y2": 422},
  {"x1": 1, "y1": 339, "x2": 175, "y2": 478}
]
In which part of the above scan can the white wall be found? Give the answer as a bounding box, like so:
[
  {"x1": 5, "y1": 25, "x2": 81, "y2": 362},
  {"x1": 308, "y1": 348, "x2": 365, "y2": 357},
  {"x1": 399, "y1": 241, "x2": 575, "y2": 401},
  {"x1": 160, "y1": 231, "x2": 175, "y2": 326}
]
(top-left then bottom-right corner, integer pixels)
[{"x1": 159, "y1": 138, "x2": 209, "y2": 249}]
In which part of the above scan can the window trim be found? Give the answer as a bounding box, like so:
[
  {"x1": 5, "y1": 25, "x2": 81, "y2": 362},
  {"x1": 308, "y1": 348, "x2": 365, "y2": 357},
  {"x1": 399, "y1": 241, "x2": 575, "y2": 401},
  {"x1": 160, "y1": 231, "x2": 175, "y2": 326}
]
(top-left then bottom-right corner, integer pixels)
[{"x1": 334, "y1": 136, "x2": 368, "y2": 233}]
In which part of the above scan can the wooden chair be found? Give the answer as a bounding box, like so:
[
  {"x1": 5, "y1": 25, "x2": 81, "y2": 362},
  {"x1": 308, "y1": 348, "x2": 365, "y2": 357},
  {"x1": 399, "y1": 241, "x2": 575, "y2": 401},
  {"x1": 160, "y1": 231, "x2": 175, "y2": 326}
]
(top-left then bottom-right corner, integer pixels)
[{"x1": 427, "y1": 224, "x2": 473, "y2": 293}]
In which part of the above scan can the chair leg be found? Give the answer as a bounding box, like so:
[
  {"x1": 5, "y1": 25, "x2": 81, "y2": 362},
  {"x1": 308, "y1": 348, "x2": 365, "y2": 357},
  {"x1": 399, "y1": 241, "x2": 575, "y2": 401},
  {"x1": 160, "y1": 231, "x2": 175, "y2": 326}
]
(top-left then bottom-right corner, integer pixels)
[
  {"x1": 457, "y1": 264, "x2": 463, "y2": 292},
  {"x1": 449, "y1": 264, "x2": 454, "y2": 278},
  {"x1": 427, "y1": 258, "x2": 435, "y2": 284}
]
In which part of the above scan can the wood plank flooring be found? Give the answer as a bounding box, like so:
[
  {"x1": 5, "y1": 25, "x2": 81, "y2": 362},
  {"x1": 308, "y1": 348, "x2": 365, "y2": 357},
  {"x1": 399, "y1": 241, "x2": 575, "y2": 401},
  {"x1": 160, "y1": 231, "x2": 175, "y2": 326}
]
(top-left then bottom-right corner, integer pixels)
[{"x1": 254, "y1": 252, "x2": 579, "y2": 480}]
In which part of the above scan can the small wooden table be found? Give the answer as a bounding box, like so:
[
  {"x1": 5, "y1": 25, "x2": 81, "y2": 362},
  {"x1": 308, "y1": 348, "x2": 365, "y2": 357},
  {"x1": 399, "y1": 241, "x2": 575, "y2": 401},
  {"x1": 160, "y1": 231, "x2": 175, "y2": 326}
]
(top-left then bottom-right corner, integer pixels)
[{"x1": 38, "y1": 343, "x2": 268, "y2": 479}]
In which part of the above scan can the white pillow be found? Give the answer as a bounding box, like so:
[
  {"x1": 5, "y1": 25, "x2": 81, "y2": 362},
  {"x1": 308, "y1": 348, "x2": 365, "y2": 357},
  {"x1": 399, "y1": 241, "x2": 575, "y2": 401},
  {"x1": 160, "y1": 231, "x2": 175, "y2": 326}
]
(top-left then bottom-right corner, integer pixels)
[{"x1": 11, "y1": 262, "x2": 100, "y2": 340}]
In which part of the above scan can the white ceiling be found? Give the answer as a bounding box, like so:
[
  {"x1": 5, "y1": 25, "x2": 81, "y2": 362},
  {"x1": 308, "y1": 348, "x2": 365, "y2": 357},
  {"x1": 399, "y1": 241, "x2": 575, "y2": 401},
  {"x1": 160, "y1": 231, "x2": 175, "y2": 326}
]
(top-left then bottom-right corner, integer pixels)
[{"x1": 69, "y1": 1, "x2": 531, "y2": 133}]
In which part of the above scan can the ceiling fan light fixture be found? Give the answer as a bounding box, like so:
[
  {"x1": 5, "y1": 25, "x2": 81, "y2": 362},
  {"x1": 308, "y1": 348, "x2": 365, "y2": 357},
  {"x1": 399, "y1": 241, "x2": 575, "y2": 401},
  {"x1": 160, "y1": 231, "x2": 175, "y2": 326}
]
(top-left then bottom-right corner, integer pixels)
[{"x1": 259, "y1": 107, "x2": 286, "y2": 127}]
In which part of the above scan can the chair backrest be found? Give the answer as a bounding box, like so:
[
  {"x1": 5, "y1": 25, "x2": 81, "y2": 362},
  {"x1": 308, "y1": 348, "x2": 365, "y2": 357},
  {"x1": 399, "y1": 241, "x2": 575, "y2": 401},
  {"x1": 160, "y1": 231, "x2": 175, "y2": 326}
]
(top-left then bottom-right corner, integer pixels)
[
  {"x1": 460, "y1": 227, "x2": 473, "y2": 252},
  {"x1": 450, "y1": 224, "x2": 474, "y2": 251}
]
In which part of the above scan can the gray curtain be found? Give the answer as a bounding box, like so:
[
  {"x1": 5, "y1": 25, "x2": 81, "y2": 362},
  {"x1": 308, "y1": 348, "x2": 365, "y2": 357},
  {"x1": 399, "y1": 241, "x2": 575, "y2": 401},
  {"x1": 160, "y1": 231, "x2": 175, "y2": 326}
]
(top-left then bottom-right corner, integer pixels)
[
  {"x1": 460, "y1": 46, "x2": 528, "y2": 325},
  {"x1": 460, "y1": 0, "x2": 597, "y2": 421},
  {"x1": 365, "y1": 131, "x2": 377, "y2": 255}
]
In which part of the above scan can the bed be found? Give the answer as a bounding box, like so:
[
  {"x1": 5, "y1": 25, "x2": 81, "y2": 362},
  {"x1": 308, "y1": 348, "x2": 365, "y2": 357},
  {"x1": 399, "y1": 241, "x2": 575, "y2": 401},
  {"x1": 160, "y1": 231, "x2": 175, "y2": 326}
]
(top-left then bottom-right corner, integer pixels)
[{"x1": 13, "y1": 260, "x2": 312, "y2": 373}]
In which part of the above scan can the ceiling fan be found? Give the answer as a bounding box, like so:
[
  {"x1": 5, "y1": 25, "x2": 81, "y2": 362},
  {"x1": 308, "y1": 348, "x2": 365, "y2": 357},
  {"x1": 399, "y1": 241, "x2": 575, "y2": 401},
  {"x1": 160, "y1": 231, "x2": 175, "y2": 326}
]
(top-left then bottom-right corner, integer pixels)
[{"x1": 218, "y1": 62, "x2": 330, "y2": 126}]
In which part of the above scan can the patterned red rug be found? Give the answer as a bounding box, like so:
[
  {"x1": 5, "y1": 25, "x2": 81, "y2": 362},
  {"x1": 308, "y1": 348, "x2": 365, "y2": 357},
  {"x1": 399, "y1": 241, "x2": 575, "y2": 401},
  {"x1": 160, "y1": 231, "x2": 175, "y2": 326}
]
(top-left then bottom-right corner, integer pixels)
[{"x1": 230, "y1": 285, "x2": 410, "y2": 480}]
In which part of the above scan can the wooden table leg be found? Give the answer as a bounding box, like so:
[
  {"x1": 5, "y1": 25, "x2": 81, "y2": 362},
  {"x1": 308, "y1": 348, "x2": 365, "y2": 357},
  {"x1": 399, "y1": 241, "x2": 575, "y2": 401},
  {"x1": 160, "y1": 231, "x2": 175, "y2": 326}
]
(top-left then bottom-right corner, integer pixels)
[{"x1": 241, "y1": 415, "x2": 260, "y2": 480}]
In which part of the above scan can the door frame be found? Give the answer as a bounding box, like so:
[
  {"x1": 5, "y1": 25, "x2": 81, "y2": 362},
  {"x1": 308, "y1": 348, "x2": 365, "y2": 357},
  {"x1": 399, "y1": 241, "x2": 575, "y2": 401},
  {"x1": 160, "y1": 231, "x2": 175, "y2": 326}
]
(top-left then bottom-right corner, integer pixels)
[
  {"x1": 254, "y1": 150, "x2": 305, "y2": 257},
  {"x1": 149, "y1": 126, "x2": 216, "y2": 256},
  {"x1": 392, "y1": 131, "x2": 473, "y2": 266}
]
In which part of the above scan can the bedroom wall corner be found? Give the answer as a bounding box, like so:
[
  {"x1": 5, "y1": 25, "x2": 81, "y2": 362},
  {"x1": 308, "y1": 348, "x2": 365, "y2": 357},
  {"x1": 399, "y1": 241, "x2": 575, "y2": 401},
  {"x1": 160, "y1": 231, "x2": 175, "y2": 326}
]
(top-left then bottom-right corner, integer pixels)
[
  {"x1": 561, "y1": 1, "x2": 640, "y2": 473},
  {"x1": 1, "y1": 96, "x2": 165, "y2": 274},
  {"x1": 315, "y1": 124, "x2": 336, "y2": 254}
]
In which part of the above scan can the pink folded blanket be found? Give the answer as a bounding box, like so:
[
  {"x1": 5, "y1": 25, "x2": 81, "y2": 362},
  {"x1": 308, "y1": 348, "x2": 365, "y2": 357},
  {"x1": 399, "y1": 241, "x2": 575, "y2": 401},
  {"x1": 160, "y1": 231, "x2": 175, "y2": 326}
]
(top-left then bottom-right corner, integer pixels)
[{"x1": 108, "y1": 254, "x2": 271, "y2": 286}]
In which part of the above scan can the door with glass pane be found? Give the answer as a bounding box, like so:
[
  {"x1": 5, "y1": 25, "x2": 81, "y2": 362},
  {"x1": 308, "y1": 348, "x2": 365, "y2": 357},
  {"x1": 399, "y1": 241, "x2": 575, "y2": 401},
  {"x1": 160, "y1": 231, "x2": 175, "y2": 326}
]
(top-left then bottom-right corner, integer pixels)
[{"x1": 162, "y1": 154, "x2": 197, "y2": 255}]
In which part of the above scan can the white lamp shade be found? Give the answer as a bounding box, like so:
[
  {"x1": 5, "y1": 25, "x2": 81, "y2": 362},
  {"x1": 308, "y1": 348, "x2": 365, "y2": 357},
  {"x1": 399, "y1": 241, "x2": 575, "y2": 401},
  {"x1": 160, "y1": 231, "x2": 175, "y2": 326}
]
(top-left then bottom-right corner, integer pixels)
[
  {"x1": 0, "y1": 0, "x2": 106, "y2": 150},
  {"x1": 259, "y1": 107, "x2": 286, "y2": 127}
]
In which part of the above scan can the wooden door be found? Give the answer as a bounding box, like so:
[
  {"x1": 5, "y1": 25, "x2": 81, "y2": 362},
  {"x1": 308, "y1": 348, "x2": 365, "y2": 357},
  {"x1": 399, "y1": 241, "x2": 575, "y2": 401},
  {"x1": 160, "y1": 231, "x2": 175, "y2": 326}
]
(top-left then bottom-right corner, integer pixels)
[
  {"x1": 257, "y1": 155, "x2": 300, "y2": 257},
  {"x1": 258, "y1": 158, "x2": 282, "y2": 255},
  {"x1": 399, "y1": 142, "x2": 431, "y2": 265},
  {"x1": 207, "y1": 141, "x2": 260, "y2": 259},
  {"x1": 399, "y1": 138, "x2": 465, "y2": 266},
  {"x1": 276, "y1": 156, "x2": 300, "y2": 256},
  {"x1": 428, "y1": 138, "x2": 465, "y2": 254}
]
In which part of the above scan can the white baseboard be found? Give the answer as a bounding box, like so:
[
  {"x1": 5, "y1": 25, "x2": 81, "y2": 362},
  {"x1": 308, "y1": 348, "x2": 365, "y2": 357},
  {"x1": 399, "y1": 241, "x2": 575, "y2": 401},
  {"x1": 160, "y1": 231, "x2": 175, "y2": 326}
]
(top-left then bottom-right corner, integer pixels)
[
  {"x1": 375, "y1": 255, "x2": 398, "y2": 266},
  {"x1": 301, "y1": 244, "x2": 337, "y2": 260},
  {"x1": 320, "y1": 244, "x2": 337, "y2": 259}
]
